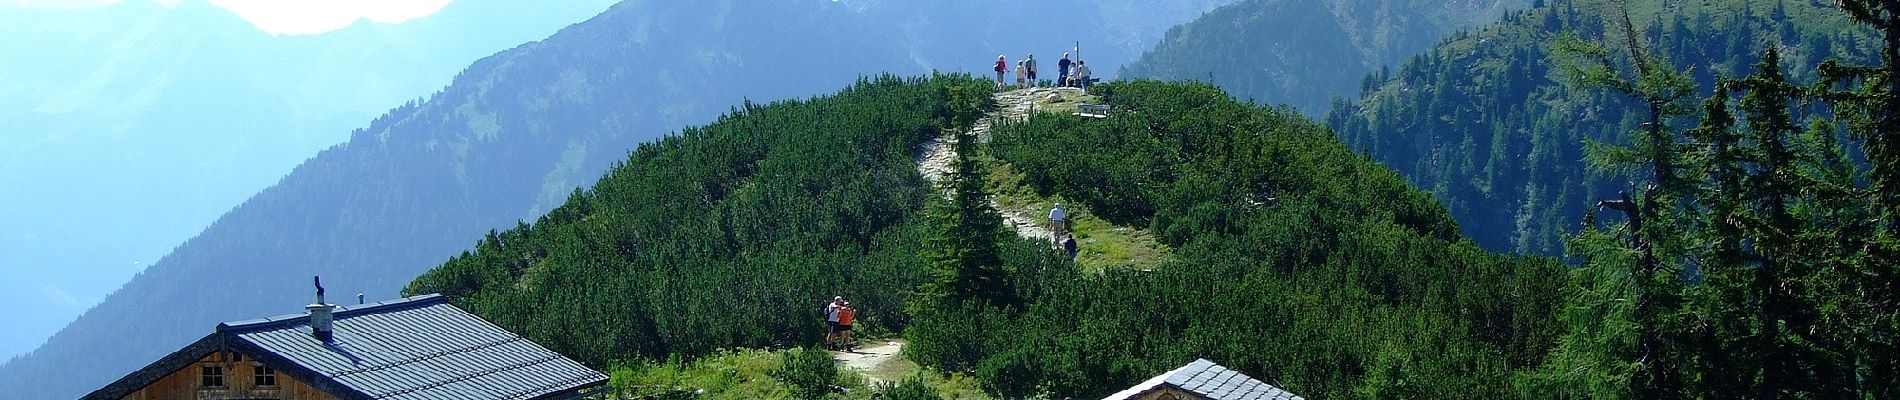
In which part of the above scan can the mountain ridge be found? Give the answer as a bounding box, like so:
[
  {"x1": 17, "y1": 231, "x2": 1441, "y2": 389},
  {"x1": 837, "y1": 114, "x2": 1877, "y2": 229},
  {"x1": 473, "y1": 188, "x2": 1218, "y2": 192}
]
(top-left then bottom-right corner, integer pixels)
[{"x1": 1, "y1": 1, "x2": 1245, "y2": 398}]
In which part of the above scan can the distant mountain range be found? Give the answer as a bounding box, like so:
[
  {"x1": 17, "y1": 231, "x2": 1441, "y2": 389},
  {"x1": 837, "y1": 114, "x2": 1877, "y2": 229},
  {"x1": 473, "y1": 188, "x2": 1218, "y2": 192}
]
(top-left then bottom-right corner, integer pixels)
[
  {"x1": 0, "y1": 0, "x2": 617, "y2": 360},
  {"x1": 1119, "y1": 0, "x2": 1529, "y2": 115},
  {"x1": 0, "y1": 1, "x2": 1240, "y2": 398}
]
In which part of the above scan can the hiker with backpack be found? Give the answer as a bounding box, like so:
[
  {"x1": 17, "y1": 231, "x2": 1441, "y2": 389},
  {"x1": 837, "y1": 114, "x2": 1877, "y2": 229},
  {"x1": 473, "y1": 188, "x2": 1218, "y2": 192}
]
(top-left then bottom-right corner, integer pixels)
[
  {"x1": 993, "y1": 55, "x2": 1007, "y2": 88},
  {"x1": 824, "y1": 296, "x2": 846, "y2": 347}
]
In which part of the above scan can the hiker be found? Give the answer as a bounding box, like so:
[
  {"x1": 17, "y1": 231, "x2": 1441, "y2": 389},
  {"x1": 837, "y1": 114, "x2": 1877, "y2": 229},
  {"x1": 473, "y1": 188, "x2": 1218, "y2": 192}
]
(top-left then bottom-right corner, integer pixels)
[
  {"x1": 1062, "y1": 234, "x2": 1078, "y2": 261},
  {"x1": 1057, "y1": 53, "x2": 1072, "y2": 87},
  {"x1": 1025, "y1": 53, "x2": 1038, "y2": 87},
  {"x1": 1015, "y1": 60, "x2": 1027, "y2": 88},
  {"x1": 993, "y1": 55, "x2": 1007, "y2": 88},
  {"x1": 1049, "y1": 203, "x2": 1067, "y2": 239},
  {"x1": 836, "y1": 301, "x2": 858, "y2": 350},
  {"x1": 1073, "y1": 60, "x2": 1092, "y2": 90},
  {"x1": 825, "y1": 296, "x2": 846, "y2": 347}
]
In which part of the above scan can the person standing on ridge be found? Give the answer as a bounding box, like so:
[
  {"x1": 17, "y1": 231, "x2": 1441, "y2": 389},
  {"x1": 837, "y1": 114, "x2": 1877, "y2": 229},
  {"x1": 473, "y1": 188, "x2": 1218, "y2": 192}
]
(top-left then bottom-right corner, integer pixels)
[
  {"x1": 1049, "y1": 203, "x2": 1068, "y2": 240},
  {"x1": 993, "y1": 55, "x2": 1007, "y2": 88},
  {"x1": 1015, "y1": 60, "x2": 1027, "y2": 89},
  {"x1": 1025, "y1": 53, "x2": 1038, "y2": 87},
  {"x1": 1073, "y1": 60, "x2": 1092, "y2": 90},
  {"x1": 1057, "y1": 53, "x2": 1072, "y2": 87}
]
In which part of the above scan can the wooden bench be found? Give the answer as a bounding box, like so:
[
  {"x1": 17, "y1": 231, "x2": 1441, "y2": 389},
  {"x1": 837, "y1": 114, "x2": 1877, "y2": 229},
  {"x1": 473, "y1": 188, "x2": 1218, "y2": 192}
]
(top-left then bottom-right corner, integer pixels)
[{"x1": 1076, "y1": 104, "x2": 1111, "y2": 118}]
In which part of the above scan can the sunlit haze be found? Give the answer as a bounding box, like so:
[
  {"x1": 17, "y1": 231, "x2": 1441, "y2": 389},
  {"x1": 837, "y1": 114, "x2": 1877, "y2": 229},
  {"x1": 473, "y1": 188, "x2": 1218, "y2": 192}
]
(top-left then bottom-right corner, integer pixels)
[
  {"x1": 208, "y1": 0, "x2": 454, "y2": 35},
  {"x1": 6, "y1": 0, "x2": 453, "y2": 35}
]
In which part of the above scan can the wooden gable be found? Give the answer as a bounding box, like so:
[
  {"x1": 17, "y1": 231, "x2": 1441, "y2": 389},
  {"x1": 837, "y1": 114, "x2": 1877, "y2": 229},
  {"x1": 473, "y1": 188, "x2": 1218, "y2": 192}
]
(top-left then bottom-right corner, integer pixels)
[{"x1": 114, "y1": 350, "x2": 332, "y2": 400}]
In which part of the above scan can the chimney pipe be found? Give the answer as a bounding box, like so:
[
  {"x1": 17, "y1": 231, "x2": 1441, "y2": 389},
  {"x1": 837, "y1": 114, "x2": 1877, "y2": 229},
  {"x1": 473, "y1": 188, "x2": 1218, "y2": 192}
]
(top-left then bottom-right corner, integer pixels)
[
  {"x1": 357, "y1": 293, "x2": 364, "y2": 305},
  {"x1": 309, "y1": 276, "x2": 335, "y2": 342}
]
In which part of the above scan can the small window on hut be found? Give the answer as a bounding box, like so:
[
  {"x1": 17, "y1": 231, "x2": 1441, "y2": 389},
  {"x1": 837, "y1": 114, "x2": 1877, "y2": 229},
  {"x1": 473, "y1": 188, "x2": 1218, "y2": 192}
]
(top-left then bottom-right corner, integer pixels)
[
  {"x1": 201, "y1": 364, "x2": 225, "y2": 388},
  {"x1": 253, "y1": 364, "x2": 278, "y2": 387}
]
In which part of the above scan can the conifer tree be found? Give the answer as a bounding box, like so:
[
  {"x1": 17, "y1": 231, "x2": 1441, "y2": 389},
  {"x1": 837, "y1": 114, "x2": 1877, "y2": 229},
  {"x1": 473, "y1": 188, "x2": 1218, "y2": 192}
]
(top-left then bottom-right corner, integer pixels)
[
  {"x1": 914, "y1": 129, "x2": 1011, "y2": 308},
  {"x1": 1542, "y1": 3, "x2": 1698, "y2": 395}
]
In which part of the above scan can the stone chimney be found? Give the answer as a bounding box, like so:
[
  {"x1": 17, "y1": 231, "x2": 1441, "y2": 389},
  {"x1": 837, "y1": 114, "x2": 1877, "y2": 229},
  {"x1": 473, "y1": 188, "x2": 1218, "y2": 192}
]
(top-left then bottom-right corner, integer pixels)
[{"x1": 309, "y1": 276, "x2": 336, "y2": 342}]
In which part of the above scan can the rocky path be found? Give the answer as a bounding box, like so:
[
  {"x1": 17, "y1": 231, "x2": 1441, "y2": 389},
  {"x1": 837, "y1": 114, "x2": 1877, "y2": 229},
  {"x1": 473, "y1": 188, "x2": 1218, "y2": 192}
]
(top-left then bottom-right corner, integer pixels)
[
  {"x1": 832, "y1": 340, "x2": 906, "y2": 385},
  {"x1": 916, "y1": 87, "x2": 1083, "y2": 243}
]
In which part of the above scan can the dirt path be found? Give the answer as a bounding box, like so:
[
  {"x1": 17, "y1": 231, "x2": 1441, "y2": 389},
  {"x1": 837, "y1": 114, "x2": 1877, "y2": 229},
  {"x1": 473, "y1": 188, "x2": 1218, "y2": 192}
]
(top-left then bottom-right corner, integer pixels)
[
  {"x1": 916, "y1": 87, "x2": 1082, "y2": 243},
  {"x1": 832, "y1": 340, "x2": 907, "y2": 385}
]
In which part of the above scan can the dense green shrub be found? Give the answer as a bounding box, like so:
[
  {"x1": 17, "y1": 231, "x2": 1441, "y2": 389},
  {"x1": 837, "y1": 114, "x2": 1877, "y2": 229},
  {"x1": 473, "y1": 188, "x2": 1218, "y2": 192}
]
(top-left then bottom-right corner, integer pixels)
[
  {"x1": 405, "y1": 74, "x2": 994, "y2": 364},
  {"x1": 772, "y1": 347, "x2": 839, "y2": 400},
  {"x1": 873, "y1": 375, "x2": 944, "y2": 400}
]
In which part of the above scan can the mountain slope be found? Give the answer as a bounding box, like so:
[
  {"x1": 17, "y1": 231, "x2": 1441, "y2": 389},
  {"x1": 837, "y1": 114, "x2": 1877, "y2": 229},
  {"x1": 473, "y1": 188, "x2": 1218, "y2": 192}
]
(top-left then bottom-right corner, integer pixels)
[
  {"x1": 1118, "y1": 0, "x2": 1529, "y2": 115},
  {"x1": 0, "y1": 1, "x2": 1243, "y2": 398},
  {"x1": 405, "y1": 76, "x2": 1567, "y2": 398},
  {"x1": 0, "y1": 0, "x2": 618, "y2": 359},
  {"x1": 1324, "y1": 0, "x2": 1875, "y2": 254}
]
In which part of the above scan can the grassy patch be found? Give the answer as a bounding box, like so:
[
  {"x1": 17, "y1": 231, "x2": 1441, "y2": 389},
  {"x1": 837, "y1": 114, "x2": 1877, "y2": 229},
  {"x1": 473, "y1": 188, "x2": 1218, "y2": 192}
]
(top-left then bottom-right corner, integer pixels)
[
  {"x1": 981, "y1": 153, "x2": 1171, "y2": 272},
  {"x1": 1024, "y1": 89, "x2": 1101, "y2": 117},
  {"x1": 608, "y1": 347, "x2": 988, "y2": 399},
  {"x1": 609, "y1": 349, "x2": 802, "y2": 399}
]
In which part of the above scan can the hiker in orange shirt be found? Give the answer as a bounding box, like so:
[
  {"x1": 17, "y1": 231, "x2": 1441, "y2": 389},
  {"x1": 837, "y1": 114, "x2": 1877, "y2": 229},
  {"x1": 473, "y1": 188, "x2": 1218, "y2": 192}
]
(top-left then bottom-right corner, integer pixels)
[{"x1": 836, "y1": 301, "x2": 858, "y2": 351}]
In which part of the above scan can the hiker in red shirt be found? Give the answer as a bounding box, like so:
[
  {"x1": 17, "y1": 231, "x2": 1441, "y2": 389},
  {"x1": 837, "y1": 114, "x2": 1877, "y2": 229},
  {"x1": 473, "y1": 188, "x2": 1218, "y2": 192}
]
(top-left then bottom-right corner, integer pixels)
[{"x1": 994, "y1": 55, "x2": 1007, "y2": 88}]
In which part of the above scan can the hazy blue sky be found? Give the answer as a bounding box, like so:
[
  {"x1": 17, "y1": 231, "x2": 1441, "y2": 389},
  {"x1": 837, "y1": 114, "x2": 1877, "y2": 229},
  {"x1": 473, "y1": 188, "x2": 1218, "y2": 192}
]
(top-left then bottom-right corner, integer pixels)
[{"x1": 0, "y1": 0, "x2": 614, "y2": 362}]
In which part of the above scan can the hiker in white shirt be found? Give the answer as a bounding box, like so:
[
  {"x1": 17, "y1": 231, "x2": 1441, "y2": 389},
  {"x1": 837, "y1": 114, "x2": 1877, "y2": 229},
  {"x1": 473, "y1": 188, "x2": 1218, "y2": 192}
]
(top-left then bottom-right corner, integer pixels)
[{"x1": 1049, "y1": 203, "x2": 1068, "y2": 239}]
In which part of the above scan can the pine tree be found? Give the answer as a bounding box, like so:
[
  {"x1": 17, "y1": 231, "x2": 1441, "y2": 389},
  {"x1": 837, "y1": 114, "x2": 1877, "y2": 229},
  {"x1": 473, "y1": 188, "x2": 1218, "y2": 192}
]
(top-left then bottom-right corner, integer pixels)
[
  {"x1": 914, "y1": 130, "x2": 1011, "y2": 309},
  {"x1": 1819, "y1": 2, "x2": 1900, "y2": 396}
]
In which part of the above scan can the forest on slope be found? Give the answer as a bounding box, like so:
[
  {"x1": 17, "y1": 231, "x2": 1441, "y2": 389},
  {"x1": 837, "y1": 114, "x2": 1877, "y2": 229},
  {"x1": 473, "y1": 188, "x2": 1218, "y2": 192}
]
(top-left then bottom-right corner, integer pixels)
[
  {"x1": 1, "y1": 1, "x2": 1247, "y2": 398},
  {"x1": 1324, "y1": 0, "x2": 1877, "y2": 254},
  {"x1": 415, "y1": 0, "x2": 1900, "y2": 397},
  {"x1": 408, "y1": 75, "x2": 1569, "y2": 398},
  {"x1": 1118, "y1": 0, "x2": 1529, "y2": 115}
]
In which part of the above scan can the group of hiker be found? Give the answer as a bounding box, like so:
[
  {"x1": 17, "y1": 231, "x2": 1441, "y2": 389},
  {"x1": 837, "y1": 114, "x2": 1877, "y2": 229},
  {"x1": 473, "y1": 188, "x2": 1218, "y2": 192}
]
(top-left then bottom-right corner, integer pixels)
[
  {"x1": 824, "y1": 296, "x2": 857, "y2": 349},
  {"x1": 1050, "y1": 203, "x2": 1078, "y2": 261},
  {"x1": 993, "y1": 51, "x2": 1091, "y2": 90}
]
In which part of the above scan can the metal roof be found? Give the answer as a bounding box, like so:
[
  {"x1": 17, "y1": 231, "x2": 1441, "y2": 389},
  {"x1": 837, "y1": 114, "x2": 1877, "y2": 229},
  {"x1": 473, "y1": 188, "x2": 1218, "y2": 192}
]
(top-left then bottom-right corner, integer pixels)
[
  {"x1": 1101, "y1": 359, "x2": 1303, "y2": 400},
  {"x1": 82, "y1": 294, "x2": 606, "y2": 400}
]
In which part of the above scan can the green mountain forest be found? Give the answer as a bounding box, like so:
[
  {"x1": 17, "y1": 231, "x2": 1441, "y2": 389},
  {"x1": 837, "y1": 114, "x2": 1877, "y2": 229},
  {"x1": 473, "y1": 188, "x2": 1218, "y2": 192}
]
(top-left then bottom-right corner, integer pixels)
[
  {"x1": 1119, "y1": 0, "x2": 1529, "y2": 115},
  {"x1": 405, "y1": 75, "x2": 1569, "y2": 398},
  {"x1": 408, "y1": 0, "x2": 1900, "y2": 396},
  {"x1": 22, "y1": 0, "x2": 1900, "y2": 398},
  {"x1": 1324, "y1": 0, "x2": 1878, "y2": 255}
]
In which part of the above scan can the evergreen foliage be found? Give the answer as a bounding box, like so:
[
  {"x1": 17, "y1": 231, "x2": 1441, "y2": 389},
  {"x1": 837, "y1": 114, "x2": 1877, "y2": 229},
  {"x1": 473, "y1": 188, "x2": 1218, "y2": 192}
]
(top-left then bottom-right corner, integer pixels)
[
  {"x1": 1326, "y1": 0, "x2": 1879, "y2": 256},
  {"x1": 407, "y1": 74, "x2": 1568, "y2": 398},
  {"x1": 772, "y1": 347, "x2": 840, "y2": 400},
  {"x1": 1525, "y1": 2, "x2": 1900, "y2": 398},
  {"x1": 406, "y1": 74, "x2": 994, "y2": 365},
  {"x1": 873, "y1": 374, "x2": 945, "y2": 400},
  {"x1": 954, "y1": 81, "x2": 1568, "y2": 398}
]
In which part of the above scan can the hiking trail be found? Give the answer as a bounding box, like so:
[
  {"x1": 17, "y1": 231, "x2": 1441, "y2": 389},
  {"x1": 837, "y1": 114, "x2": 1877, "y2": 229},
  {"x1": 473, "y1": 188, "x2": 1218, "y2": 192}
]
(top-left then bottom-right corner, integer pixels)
[
  {"x1": 917, "y1": 87, "x2": 1086, "y2": 243},
  {"x1": 831, "y1": 339, "x2": 907, "y2": 385}
]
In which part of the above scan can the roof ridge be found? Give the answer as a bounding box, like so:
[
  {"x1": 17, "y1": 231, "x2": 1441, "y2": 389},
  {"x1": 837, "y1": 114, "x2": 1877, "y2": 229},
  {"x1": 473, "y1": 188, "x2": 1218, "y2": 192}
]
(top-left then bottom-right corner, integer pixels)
[{"x1": 217, "y1": 294, "x2": 446, "y2": 332}]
